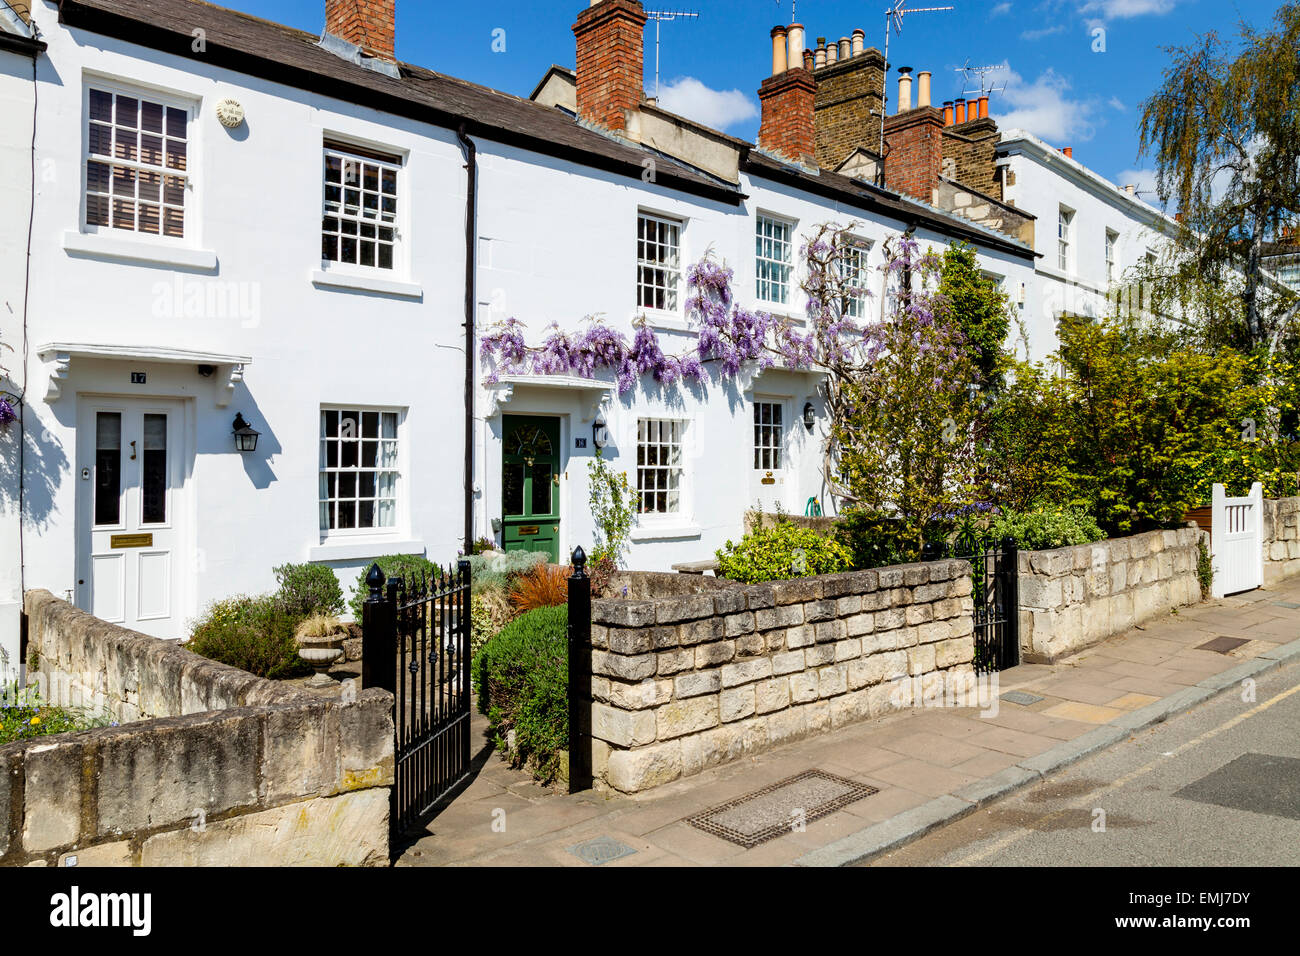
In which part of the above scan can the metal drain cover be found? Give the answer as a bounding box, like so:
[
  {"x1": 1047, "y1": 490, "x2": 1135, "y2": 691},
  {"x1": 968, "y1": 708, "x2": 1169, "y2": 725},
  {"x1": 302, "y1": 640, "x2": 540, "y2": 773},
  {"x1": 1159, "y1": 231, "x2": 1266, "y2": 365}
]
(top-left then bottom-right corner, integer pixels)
[
  {"x1": 686, "y1": 770, "x2": 877, "y2": 849},
  {"x1": 567, "y1": 836, "x2": 637, "y2": 866},
  {"x1": 1000, "y1": 690, "x2": 1045, "y2": 706},
  {"x1": 1196, "y1": 636, "x2": 1250, "y2": 654}
]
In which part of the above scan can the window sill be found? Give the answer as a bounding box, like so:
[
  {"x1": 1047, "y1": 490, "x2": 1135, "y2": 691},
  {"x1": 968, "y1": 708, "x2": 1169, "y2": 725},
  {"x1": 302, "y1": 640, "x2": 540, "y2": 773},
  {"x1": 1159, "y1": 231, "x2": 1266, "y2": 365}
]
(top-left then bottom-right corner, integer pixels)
[
  {"x1": 630, "y1": 522, "x2": 702, "y2": 542},
  {"x1": 311, "y1": 269, "x2": 423, "y2": 300},
  {"x1": 640, "y1": 310, "x2": 688, "y2": 332},
  {"x1": 63, "y1": 231, "x2": 218, "y2": 271},
  {"x1": 307, "y1": 536, "x2": 424, "y2": 563}
]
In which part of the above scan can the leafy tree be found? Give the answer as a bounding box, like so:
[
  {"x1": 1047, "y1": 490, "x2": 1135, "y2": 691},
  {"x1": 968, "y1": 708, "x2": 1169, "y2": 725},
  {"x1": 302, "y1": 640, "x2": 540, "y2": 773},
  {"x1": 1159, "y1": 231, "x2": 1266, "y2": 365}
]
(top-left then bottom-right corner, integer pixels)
[
  {"x1": 1138, "y1": 3, "x2": 1300, "y2": 351},
  {"x1": 981, "y1": 360, "x2": 1077, "y2": 511},
  {"x1": 937, "y1": 242, "x2": 1011, "y2": 391}
]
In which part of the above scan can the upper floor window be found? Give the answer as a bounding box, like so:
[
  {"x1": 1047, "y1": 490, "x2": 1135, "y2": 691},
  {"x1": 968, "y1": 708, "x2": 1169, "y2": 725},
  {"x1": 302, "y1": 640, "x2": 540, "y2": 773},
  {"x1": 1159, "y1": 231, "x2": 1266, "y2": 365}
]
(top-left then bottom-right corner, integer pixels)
[
  {"x1": 838, "y1": 238, "x2": 872, "y2": 319},
  {"x1": 85, "y1": 87, "x2": 189, "y2": 238},
  {"x1": 322, "y1": 142, "x2": 400, "y2": 271},
  {"x1": 1105, "y1": 229, "x2": 1119, "y2": 283},
  {"x1": 319, "y1": 407, "x2": 400, "y2": 533},
  {"x1": 637, "y1": 418, "x2": 685, "y2": 516},
  {"x1": 756, "y1": 214, "x2": 794, "y2": 305},
  {"x1": 1057, "y1": 206, "x2": 1074, "y2": 272},
  {"x1": 637, "y1": 213, "x2": 682, "y2": 312}
]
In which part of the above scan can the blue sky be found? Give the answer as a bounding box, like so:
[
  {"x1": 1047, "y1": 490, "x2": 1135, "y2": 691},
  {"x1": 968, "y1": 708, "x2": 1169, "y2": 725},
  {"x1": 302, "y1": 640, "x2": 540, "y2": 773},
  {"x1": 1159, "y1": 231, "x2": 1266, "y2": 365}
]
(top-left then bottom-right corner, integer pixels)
[{"x1": 246, "y1": 0, "x2": 1282, "y2": 207}]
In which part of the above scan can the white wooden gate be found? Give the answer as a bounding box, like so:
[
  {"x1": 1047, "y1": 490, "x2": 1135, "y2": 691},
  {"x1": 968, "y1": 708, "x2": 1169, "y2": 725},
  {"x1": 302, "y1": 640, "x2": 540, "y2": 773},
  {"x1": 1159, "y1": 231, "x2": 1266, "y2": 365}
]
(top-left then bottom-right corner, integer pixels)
[{"x1": 1211, "y1": 482, "x2": 1264, "y2": 598}]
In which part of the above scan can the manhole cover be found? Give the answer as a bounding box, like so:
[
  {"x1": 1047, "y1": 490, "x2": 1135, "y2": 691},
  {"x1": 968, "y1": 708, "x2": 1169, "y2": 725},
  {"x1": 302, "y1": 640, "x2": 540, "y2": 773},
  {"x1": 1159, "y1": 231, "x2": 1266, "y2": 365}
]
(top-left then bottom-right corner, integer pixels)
[
  {"x1": 1273, "y1": 601, "x2": 1300, "y2": 610},
  {"x1": 1174, "y1": 753, "x2": 1300, "y2": 821},
  {"x1": 1195, "y1": 636, "x2": 1250, "y2": 654},
  {"x1": 1000, "y1": 690, "x2": 1045, "y2": 706},
  {"x1": 685, "y1": 770, "x2": 877, "y2": 849},
  {"x1": 567, "y1": 836, "x2": 638, "y2": 866}
]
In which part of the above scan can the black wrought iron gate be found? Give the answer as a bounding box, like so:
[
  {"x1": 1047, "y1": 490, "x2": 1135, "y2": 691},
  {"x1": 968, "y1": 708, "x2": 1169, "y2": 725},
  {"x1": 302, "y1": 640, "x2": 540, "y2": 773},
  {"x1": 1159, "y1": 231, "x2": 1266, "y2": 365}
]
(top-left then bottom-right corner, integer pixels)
[
  {"x1": 927, "y1": 537, "x2": 1019, "y2": 674},
  {"x1": 361, "y1": 559, "x2": 472, "y2": 835}
]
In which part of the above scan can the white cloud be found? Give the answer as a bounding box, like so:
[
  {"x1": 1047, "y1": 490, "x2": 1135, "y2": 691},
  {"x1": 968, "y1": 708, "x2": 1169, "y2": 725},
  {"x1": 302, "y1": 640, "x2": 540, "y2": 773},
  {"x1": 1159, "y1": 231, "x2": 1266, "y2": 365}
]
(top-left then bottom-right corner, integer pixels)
[
  {"x1": 1116, "y1": 167, "x2": 1159, "y2": 201},
  {"x1": 655, "y1": 77, "x2": 757, "y2": 132},
  {"x1": 1078, "y1": 0, "x2": 1178, "y2": 20},
  {"x1": 1021, "y1": 24, "x2": 1066, "y2": 40},
  {"x1": 1108, "y1": 96, "x2": 1126, "y2": 111},
  {"x1": 987, "y1": 64, "x2": 1098, "y2": 143},
  {"x1": 991, "y1": 2, "x2": 1013, "y2": 16}
]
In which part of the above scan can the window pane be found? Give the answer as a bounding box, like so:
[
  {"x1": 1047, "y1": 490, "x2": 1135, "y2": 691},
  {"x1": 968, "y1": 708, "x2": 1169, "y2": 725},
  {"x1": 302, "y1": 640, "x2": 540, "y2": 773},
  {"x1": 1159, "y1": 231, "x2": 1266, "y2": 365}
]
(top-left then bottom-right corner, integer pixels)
[
  {"x1": 532, "y1": 463, "x2": 552, "y2": 516},
  {"x1": 95, "y1": 412, "x2": 121, "y2": 526},
  {"x1": 503, "y1": 463, "x2": 524, "y2": 516},
  {"x1": 141, "y1": 413, "x2": 167, "y2": 524}
]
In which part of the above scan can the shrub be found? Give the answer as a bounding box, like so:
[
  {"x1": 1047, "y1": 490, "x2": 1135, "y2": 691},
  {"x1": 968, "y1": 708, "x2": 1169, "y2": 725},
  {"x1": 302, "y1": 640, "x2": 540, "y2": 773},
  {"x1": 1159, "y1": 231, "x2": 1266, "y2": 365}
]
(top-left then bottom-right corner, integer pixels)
[
  {"x1": 295, "y1": 613, "x2": 344, "y2": 639},
  {"x1": 465, "y1": 536, "x2": 497, "y2": 556},
  {"x1": 588, "y1": 448, "x2": 635, "y2": 566},
  {"x1": 0, "y1": 685, "x2": 112, "y2": 744},
  {"x1": 832, "y1": 510, "x2": 924, "y2": 569},
  {"x1": 510, "y1": 563, "x2": 569, "y2": 613},
  {"x1": 188, "y1": 595, "x2": 311, "y2": 680},
  {"x1": 716, "y1": 521, "x2": 852, "y2": 583},
  {"x1": 1197, "y1": 537, "x2": 1214, "y2": 599},
  {"x1": 348, "y1": 553, "x2": 437, "y2": 620},
  {"x1": 587, "y1": 553, "x2": 616, "y2": 599},
  {"x1": 472, "y1": 605, "x2": 568, "y2": 783},
  {"x1": 465, "y1": 549, "x2": 547, "y2": 593},
  {"x1": 470, "y1": 584, "x2": 514, "y2": 658},
  {"x1": 273, "y1": 562, "x2": 344, "y2": 618},
  {"x1": 989, "y1": 507, "x2": 1106, "y2": 551}
]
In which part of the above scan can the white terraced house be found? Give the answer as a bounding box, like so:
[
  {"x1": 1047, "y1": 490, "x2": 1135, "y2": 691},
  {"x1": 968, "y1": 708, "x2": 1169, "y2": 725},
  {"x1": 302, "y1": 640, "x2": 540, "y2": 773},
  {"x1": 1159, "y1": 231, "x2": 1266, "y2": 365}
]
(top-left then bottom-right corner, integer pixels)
[{"x1": 0, "y1": 0, "x2": 1177, "y2": 668}]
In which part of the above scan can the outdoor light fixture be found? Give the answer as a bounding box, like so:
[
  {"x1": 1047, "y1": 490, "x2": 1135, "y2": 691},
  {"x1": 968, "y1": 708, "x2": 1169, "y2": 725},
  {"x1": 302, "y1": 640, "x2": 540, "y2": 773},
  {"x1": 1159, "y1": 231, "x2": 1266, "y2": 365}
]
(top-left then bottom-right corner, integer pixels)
[
  {"x1": 231, "y1": 412, "x2": 260, "y2": 452},
  {"x1": 802, "y1": 402, "x2": 816, "y2": 432},
  {"x1": 592, "y1": 419, "x2": 610, "y2": 449}
]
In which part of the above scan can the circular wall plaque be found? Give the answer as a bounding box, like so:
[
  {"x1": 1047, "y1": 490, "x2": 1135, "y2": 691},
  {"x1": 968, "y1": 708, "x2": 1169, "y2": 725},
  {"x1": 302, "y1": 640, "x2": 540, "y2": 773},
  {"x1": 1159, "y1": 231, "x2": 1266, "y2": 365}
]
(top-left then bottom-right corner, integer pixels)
[{"x1": 215, "y1": 98, "x2": 245, "y2": 128}]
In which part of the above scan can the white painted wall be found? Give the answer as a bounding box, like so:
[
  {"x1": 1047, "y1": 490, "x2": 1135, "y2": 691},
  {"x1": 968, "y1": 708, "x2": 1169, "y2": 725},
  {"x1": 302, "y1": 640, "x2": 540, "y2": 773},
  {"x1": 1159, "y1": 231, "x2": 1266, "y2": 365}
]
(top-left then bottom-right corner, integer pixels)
[
  {"x1": 0, "y1": 43, "x2": 37, "y2": 682},
  {"x1": 999, "y1": 129, "x2": 1176, "y2": 361}
]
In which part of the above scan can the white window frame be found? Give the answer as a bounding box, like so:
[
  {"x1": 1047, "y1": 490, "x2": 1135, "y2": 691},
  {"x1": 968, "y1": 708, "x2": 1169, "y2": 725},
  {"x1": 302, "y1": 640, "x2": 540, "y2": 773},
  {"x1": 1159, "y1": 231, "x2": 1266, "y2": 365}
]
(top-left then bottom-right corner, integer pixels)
[
  {"x1": 636, "y1": 211, "x2": 684, "y2": 316},
  {"x1": 1105, "y1": 229, "x2": 1119, "y2": 283},
  {"x1": 81, "y1": 80, "x2": 196, "y2": 243},
  {"x1": 320, "y1": 140, "x2": 405, "y2": 276},
  {"x1": 1057, "y1": 205, "x2": 1074, "y2": 273},
  {"x1": 839, "y1": 237, "x2": 873, "y2": 319},
  {"x1": 753, "y1": 401, "x2": 784, "y2": 471},
  {"x1": 319, "y1": 406, "x2": 405, "y2": 539},
  {"x1": 636, "y1": 417, "x2": 688, "y2": 518},
  {"x1": 756, "y1": 213, "x2": 796, "y2": 307}
]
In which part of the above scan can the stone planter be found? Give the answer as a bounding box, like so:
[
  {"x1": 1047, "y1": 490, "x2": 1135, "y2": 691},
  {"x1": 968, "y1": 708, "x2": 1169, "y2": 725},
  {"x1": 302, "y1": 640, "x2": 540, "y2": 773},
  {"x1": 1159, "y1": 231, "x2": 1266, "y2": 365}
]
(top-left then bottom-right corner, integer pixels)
[{"x1": 297, "y1": 632, "x2": 345, "y2": 687}]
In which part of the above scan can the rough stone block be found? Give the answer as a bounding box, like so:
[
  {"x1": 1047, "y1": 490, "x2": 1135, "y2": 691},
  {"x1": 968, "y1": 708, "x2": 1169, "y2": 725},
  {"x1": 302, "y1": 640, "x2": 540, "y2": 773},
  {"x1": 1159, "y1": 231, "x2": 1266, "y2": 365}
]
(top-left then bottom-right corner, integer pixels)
[
  {"x1": 789, "y1": 671, "x2": 819, "y2": 703},
  {"x1": 608, "y1": 627, "x2": 654, "y2": 655},
  {"x1": 772, "y1": 578, "x2": 824, "y2": 606},
  {"x1": 803, "y1": 643, "x2": 835, "y2": 667},
  {"x1": 678, "y1": 616, "x2": 724, "y2": 646},
  {"x1": 755, "y1": 604, "x2": 802, "y2": 631},
  {"x1": 875, "y1": 608, "x2": 906, "y2": 631},
  {"x1": 723, "y1": 612, "x2": 755, "y2": 637},
  {"x1": 656, "y1": 593, "x2": 716, "y2": 624},
  {"x1": 912, "y1": 582, "x2": 948, "y2": 603},
  {"x1": 140, "y1": 790, "x2": 390, "y2": 866},
  {"x1": 907, "y1": 644, "x2": 937, "y2": 675},
  {"x1": 594, "y1": 650, "x2": 657, "y2": 681},
  {"x1": 338, "y1": 692, "x2": 396, "y2": 792},
  {"x1": 771, "y1": 649, "x2": 805, "y2": 675},
  {"x1": 766, "y1": 706, "x2": 806, "y2": 744},
  {"x1": 657, "y1": 697, "x2": 720, "y2": 739},
  {"x1": 834, "y1": 638, "x2": 862, "y2": 662},
  {"x1": 754, "y1": 678, "x2": 791, "y2": 714},
  {"x1": 605, "y1": 740, "x2": 683, "y2": 793},
  {"x1": 835, "y1": 595, "x2": 863, "y2": 616},
  {"x1": 262, "y1": 702, "x2": 339, "y2": 803},
  {"x1": 830, "y1": 689, "x2": 873, "y2": 728},
  {"x1": 23, "y1": 740, "x2": 84, "y2": 854},
  {"x1": 593, "y1": 703, "x2": 658, "y2": 747},
  {"x1": 818, "y1": 664, "x2": 848, "y2": 698},
  {"x1": 657, "y1": 647, "x2": 696, "y2": 675},
  {"x1": 849, "y1": 655, "x2": 886, "y2": 689},
  {"x1": 803, "y1": 600, "x2": 837, "y2": 623},
  {"x1": 721, "y1": 658, "x2": 773, "y2": 688},
  {"x1": 845, "y1": 612, "x2": 875, "y2": 637},
  {"x1": 720, "y1": 686, "x2": 756, "y2": 723},
  {"x1": 744, "y1": 585, "x2": 776, "y2": 610},
  {"x1": 814, "y1": 620, "x2": 847, "y2": 644},
  {"x1": 905, "y1": 604, "x2": 933, "y2": 625},
  {"x1": 592, "y1": 601, "x2": 656, "y2": 627},
  {"x1": 674, "y1": 670, "x2": 722, "y2": 699},
  {"x1": 606, "y1": 679, "x2": 673, "y2": 711},
  {"x1": 712, "y1": 589, "x2": 747, "y2": 615},
  {"x1": 935, "y1": 637, "x2": 975, "y2": 668},
  {"x1": 902, "y1": 566, "x2": 930, "y2": 586},
  {"x1": 693, "y1": 641, "x2": 736, "y2": 669},
  {"x1": 736, "y1": 633, "x2": 766, "y2": 657},
  {"x1": 784, "y1": 624, "x2": 814, "y2": 649}
]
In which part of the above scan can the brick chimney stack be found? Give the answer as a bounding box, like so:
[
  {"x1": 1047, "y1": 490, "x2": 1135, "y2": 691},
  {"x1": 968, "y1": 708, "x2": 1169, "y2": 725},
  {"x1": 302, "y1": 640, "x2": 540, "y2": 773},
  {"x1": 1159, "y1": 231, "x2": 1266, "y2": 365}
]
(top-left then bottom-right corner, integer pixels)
[
  {"x1": 325, "y1": 0, "x2": 396, "y2": 61},
  {"x1": 573, "y1": 0, "x2": 648, "y2": 134},
  {"x1": 883, "y1": 68, "x2": 944, "y2": 204},
  {"x1": 757, "y1": 23, "x2": 818, "y2": 164}
]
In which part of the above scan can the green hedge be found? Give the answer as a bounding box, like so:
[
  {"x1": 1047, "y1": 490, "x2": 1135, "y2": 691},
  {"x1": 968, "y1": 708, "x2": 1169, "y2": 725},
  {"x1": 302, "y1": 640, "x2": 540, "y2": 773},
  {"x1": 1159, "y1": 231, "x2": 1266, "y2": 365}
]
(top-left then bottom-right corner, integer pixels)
[
  {"x1": 347, "y1": 553, "x2": 437, "y2": 619},
  {"x1": 272, "y1": 562, "x2": 344, "y2": 618},
  {"x1": 716, "y1": 521, "x2": 852, "y2": 583},
  {"x1": 988, "y1": 507, "x2": 1106, "y2": 551},
  {"x1": 472, "y1": 604, "x2": 567, "y2": 784}
]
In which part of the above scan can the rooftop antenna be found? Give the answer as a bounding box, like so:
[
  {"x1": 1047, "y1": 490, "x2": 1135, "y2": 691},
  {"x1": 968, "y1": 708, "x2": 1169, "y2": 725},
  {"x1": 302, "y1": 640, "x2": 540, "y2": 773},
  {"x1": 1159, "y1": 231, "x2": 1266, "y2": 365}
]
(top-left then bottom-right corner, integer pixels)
[
  {"x1": 954, "y1": 59, "x2": 1007, "y2": 99},
  {"x1": 878, "y1": 2, "x2": 954, "y2": 160},
  {"x1": 644, "y1": 9, "x2": 700, "y2": 100}
]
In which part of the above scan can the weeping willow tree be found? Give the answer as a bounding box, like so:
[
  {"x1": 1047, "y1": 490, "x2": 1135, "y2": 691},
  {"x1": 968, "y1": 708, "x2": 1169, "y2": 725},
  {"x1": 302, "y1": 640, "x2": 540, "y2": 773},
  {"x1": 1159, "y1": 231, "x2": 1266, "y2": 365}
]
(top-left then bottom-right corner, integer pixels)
[{"x1": 1137, "y1": 3, "x2": 1300, "y2": 353}]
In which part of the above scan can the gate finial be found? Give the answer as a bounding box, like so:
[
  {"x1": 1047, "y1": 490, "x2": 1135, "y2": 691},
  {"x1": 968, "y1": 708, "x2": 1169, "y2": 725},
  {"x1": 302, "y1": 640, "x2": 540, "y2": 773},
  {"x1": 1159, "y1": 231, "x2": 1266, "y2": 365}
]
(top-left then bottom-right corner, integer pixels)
[
  {"x1": 365, "y1": 562, "x2": 386, "y2": 600},
  {"x1": 571, "y1": 546, "x2": 587, "y2": 578}
]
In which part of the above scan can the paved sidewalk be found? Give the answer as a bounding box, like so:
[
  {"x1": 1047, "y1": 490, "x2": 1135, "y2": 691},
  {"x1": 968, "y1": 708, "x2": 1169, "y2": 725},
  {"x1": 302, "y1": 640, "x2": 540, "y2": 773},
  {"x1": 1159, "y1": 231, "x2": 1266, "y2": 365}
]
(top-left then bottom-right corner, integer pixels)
[{"x1": 397, "y1": 578, "x2": 1300, "y2": 867}]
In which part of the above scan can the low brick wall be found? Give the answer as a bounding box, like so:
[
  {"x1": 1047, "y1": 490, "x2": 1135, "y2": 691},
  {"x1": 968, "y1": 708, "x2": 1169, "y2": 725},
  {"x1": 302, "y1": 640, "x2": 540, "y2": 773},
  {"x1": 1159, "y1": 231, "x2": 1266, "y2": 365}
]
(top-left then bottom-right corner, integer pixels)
[
  {"x1": 2, "y1": 591, "x2": 393, "y2": 867},
  {"x1": 1018, "y1": 528, "x2": 1202, "y2": 663},
  {"x1": 1263, "y1": 496, "x2": 1300, "y2": 585},
  {"x1": 587, "y1": 559, "x2": 976, "y2": 793}
]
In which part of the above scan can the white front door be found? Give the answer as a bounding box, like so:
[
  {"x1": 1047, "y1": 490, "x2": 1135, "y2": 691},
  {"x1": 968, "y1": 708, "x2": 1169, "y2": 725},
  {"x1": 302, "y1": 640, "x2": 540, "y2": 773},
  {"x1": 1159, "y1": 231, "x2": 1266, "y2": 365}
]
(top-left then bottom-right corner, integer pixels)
[
  {"x1": 749, "y1": 398, "x2": 789, "y2": 514},
  {"x1": 76, "y1": 398, "x2": 186, "y2": 639}
]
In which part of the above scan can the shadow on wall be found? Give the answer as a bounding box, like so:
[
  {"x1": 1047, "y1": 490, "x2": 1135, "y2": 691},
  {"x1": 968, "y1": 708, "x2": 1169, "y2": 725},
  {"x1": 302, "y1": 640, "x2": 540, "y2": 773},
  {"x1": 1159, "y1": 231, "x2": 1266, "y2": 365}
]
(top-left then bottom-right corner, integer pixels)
[
  {"x1": 0, "y1": 403, "x2": 69, "y2": 532},
  {"x1": 220, "y1": 387, "x2": 279, "y2": 491}
]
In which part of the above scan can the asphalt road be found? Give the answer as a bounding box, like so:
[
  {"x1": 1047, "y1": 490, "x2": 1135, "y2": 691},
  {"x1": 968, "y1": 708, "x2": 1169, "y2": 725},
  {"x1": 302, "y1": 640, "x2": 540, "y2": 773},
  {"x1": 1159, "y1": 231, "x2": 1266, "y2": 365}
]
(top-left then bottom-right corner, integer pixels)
[{"x1": 869, "y1": 658, "x2": 1300, "y2": 866}]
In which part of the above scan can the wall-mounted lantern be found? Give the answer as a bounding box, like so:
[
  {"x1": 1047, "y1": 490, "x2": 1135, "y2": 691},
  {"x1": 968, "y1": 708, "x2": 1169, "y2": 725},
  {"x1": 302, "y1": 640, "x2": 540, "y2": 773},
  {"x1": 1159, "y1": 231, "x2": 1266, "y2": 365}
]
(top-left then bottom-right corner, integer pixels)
[
  {"x1": 232, "y1": 412, "x2": 261, "y2": 452},
  {"x1": 802, "y1": 402, "x2": 816, "y2": 432},
  {"x1": 592, "y1": 419, "x2": 610, "y2": 449}
]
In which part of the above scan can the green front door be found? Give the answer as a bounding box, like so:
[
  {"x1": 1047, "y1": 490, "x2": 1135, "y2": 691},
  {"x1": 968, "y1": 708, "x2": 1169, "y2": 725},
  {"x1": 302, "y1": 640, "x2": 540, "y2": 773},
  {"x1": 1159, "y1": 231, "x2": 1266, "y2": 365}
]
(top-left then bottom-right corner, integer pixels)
[{"x1": 501, "y1": 415, "x2": 561, "y2": 563}]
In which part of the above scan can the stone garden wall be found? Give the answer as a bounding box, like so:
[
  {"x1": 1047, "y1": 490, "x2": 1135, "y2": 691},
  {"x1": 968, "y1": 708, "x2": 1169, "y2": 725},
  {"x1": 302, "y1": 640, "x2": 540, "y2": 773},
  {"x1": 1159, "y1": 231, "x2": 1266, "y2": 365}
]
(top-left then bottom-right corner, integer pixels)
[
  {"x1": 1018, "y1": 527, "x2": 1203, "y2": 663},
  {"x1": 1262, "y1": 496, "x2": 1300, "y2": 586},
  {"x1": 2, "y1": 591, "x2": 393, "y2": 867},
  {"x1": 587, "y1": 559, "x2": 977, "y2": 793}
]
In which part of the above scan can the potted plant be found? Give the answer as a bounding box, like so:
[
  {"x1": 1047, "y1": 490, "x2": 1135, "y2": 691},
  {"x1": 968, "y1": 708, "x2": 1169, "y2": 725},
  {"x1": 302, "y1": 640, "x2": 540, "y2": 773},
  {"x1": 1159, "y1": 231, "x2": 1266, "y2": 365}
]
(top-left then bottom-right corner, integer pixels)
[{"x1": 295, "y1": 613, "x2": 347, "y2": 687}]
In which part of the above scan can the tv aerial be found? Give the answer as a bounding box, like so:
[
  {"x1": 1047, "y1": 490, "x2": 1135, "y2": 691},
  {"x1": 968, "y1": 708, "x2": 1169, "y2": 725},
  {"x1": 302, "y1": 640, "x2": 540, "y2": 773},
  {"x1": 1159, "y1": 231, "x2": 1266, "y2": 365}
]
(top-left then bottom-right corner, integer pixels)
[
  {"x1": 878, "y1": 2, "x2": 955, "y2": 157},
  {"x1": 645, "y1": 9, "x2": 700, "y2": 99},
  {"x1": 954, "y1": 59, "x2": 1007, "y2": 99}
]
